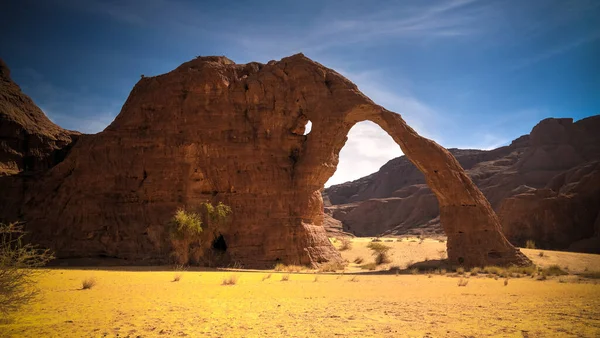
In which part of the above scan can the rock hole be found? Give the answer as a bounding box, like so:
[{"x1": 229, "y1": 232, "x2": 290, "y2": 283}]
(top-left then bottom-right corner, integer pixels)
[
  {"x1": 458, "y1": 257, "x2": 464, "y2": 264},
  {"x1": 244, "y1": 83, "x2": 249, "y2": 91},
  {"x1": 211, "y1": 234, "x2": 227, "y2": 253},
  {"x1": 304, "y1": 120, "x2": 312, "y2": 135}
]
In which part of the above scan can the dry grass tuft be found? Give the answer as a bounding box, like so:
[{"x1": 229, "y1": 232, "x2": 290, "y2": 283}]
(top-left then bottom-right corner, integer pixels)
[
  {"x1": 525, "y1": 240, "x2": 536, "y2": 249},
  {"x1": 172, "y1": 273, "x2": 182, "y2": 282},
  {"x1": 221, "y1": 274, "x2": 238, "y2": 286},
  {"x1": 318, "y1": 261, "x2": 347, "y2": 273},
  {"x1": 542, "y1": 265, "x2": 568, "y2": 276},
  {"x1": 366, "y1": 242, "x2": 392, "y2": 265},
  {"x1": 456, "y1": 267, "x2": 465, "y2": 275},
  {"x1": 313, "y1": 275, "x2": 319, "y2": 282},
  {"x1": 274, "y1": 264, "x2": 303, "y2": 273},
  {"x1": 81, "y1": 277, "x2": 96, "y2": 290},
  {"x1": 470, "y1": 267, "x2": 481, "y2": 276},
  {"x1": 280, "y1": 274, "x2": 290, "y2": 282},
  {"x1": 349, "y1": 276, "x2": 359, "y2": 282},
  {"x1": 504, "y1": 278, "x2": 509, "y2": 286},
  {"x1": 410, "y1": 268, "x2": 419, "y2": 275},
  {"x1": 353, "y1": 256, "x2": 364, "y2": 264},
  {"x1": 339, "y1": 237, "x2": 352, "y2": 251},
  {"x1": 360, "y1": 263, "x2": 377, "y2": 271},
  {"x1": 261, "y1": 273, "x2": 272, "y2": 281},
  {"x1": 457, "y1": 278, "x2": 469, "y2": 287}
]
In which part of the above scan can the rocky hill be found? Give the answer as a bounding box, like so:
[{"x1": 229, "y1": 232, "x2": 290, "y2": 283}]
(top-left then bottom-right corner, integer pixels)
[{"x1": 324, "y1": 116, "x2": 600, "y2": 253}]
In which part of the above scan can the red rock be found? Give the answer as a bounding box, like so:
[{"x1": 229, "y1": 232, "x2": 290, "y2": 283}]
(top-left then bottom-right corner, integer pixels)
[{"x1": 0, "y1": 55, "x2": 528, "y2": 267}]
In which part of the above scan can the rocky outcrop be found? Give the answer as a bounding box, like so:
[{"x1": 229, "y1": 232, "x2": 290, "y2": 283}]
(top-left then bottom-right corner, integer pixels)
[
  {"x1": 325, "y1": 115, "x2": 600, "y2": 252},
  {"x1": 0, "y1": 58, "x2": 79, "y2": 222},
  {"x1": 0, "y1": 55, "x2": 528, "y2": 268},
  {"x1": 0, "y1": 58, "x2": 78, "y2": 175}
]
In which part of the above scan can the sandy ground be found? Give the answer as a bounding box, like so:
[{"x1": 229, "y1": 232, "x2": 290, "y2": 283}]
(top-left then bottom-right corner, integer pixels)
[{"x1": 2, "y1": 238, "x2": 599, "y2": 338}]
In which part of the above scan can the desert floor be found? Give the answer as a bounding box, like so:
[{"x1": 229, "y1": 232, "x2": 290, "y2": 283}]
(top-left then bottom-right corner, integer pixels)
[{"x1": 2, "y1": 238, "x2": 600, "y2": 338}]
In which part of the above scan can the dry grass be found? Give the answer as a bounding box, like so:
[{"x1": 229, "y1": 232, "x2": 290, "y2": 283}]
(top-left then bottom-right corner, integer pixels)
[
  {"x1": 353, "y1": 256, "x2": 364, "y2": 264},
  {"x1": 221, "y1": 274, "x2": 238, "y2": 286},
  {"x1": 349, "y1": 276, "x2": 359, "y2": 282},
  {"x1": 338, "y1": 237, "x2": 352, "y2": 251},
  {"x1": 81, "y1": 277, "x2": 96, "y2": 290},
  {"x1": 318, "y1": 261, "x2": 346, "y2": 273},
  {"x1": 280, "y1": 274, "x2": 290, "y2": 282},
  {"x1": 172, "y1": 273, "x2": 182, "y2": 282},
  {"x1": 274, "y1": 263, "x2": 302, "y2": 272},
  {"x1": 261, "y1": 274, "x2": 272, "y2": 281},
  {"x1": 457, "y1": 278, "x2": 469, "y2": 287}
]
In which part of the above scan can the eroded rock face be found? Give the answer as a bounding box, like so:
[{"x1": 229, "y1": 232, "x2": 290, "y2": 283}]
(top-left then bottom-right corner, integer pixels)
[
  {"x1": 325, "y1": 116, "x2": 600, "y2": 253},
  {"x1": 2, "y1": 54, "x2": 529, "y2": 267},
  {"x1": 0, "y1": 58, "x2": 79, "y2": 221}
]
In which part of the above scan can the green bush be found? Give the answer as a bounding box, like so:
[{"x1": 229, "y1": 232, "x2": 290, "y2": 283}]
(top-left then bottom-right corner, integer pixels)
[
  {"x1": 169, "y1": 208, "x2": 203, "y2": 239},
  {"x1": 366, "y1": 242, "x2": 392, "y2": 265},
  {"x1": 1, "y1": 223, "x2": 54, "y2": 315}
]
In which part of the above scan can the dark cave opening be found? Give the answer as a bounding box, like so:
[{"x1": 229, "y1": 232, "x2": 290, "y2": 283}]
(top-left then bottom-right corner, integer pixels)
[{"x1": 212, "y1": 234, "x2": 227, "y2": 253}]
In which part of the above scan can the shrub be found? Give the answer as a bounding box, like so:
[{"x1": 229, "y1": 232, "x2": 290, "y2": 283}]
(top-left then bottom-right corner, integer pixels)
[
  {"x1": 262, "y1": 273, "x2": 272, "y2": 281},
  {"x1": 353, "y1": 257, "x2": 364, "y2": 264},
  {"x1": 507, "y1": 265, "x2": 537, "y2": 276},
  {"x1": 318, "y1": 260, "x2": 346, "y2": 272},
  {"x1": 470, "y1": 267, "x2": 481, "y2": 276},
  {"x1": 274, "y1": 264, "x2": 302, "y2": 272},
  {"x1": 82, "y1": 277, "x2": 96, "y2": 290},
  {"x1": 525, "y1": 240, "x2": 536, "y2": 249},
  {"x1": 360, "y1": 263, "x2": 377, "y2": 271},
  {"x1": 0, "y1": 222, "x2": 54, "y2": 315},
  {"x1": 172, "y1": 273, "x2": 182, "y2": 282},
  {"x1": 222, "y1": 274, "x2": 238, "y2": 285},
  {"x1": 457, "y1": 278, "x2": 469, "y2": 287},
  {"x1": 504, "y1": 278, "x2": 509, "y2": 286},
  {"x1": 366, "y1": 242, "x2": 392, "y2": 265},
  {"x1": 339, "y1": 238, "x2": 352, "y2": 251},
  {"x1": 349, "y1": 276, "x2": 359, "y2": 282},
  {"x1": 538, "y1": 251, "x2": 544, "y2": 257},
  {"x1": 456, "y1": 267, "x2": 465, "y2": 275},
  {"x1": 169, "y1": 208, "x2": 203, "y2": 239},
  {"x1": 280, "y1": 274, "x2": 290, "y2": 281},
  {"x1": 410, "y1": 268, "x2": 419, "y2": 275},
  {"x1": 580, "y1": 271, "x2": 600, "y2": 279},
  {"x1": 313, "y1": 275, "x2": 319, "y2": 282},
  {"x1": 542, "y1": 265, "x2": 568, "y2": 276}
]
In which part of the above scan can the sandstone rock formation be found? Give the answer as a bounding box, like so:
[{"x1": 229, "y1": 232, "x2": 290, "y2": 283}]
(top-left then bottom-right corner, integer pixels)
[
  {"x1": 0, "y1": 58, "x2": 79, "y2": 221},
  {"x1": 0, "y1": 55, "x2": 529, "y2": 267},
  {"x1": 325, "y1": 116, "x2": 600, "y2": 253}
]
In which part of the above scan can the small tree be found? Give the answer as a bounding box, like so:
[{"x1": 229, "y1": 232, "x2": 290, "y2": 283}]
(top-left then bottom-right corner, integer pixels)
[
  {"x1": 168, "y1": 202, "x2": 232, "y2": 265},
  {"x1": 366, "y1": 242, "x2": 392, "y2": 265},
  {"x1": 1, "y1": 222, "x2": 54, "y2": 316}
]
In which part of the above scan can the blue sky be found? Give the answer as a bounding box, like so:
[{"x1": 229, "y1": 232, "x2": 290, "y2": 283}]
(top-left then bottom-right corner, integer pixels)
[{"x1": 1, "y1": 0, "x2": 599, "y2": 186}]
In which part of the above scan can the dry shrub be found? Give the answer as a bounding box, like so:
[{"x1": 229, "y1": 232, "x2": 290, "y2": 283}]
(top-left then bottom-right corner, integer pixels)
[
  {"x1": 504, "y1": 278, "x2": 509, "y2": 286},
  {"x1": 366, "y1": 242, "x2": 392, "y2": 265},
  {"x1": 1, "y1": 223, "x2": 54, "y2": 315},
  {"x1": 538, "y1": 251, "x2": 545, "y2": 257},
  {"x1": 353, "y1": 257, "x2": 364, "y2": 264},
  {"x1": 222, "y1": 274, "x2": 238, "y2": 285},
  {"x1": 261, "y1": 273, "x2": 272, "y2": 281},
  {"x1": 457, "y1": 278, "x2": 469, "y2": 287},
  {"x1": 273, "y1": 263, "x2": 302, "y2": 272},
  {"x1": 280, "y1": 274, "x2": 290, "y2": 281},
  {"x1": 318, "y1": 260, "x2": 346, "y2": 273},
  {"x1": 542, "y1": 265, "x2": 568, "y2": 276},
  {"x1": 456, "y1": 267, "x2": 465, "y2": 275},
  {"x1": 470, "y1": 267, "x2": 481, "y2": 276},
  {"x1": 525, "y1": 240, "x2": 536, "y2": 249},
  {"x1": 82, "y1": 277, "x2": 96, "y2": 290},
  {"x1": 172, "y1": 273, "x2": 182, "y2": 282},
  {"x1": 349, "y1": 276, "x2": 359, "y2": 282},
  {"x1": 339, "y1": 238, "x2": 352, "y2": 251},
  {"x1": 410, "y1": 268, "x2": 419, "y2": 275},
  {"x1": 360, "y1": 263, "x2": 377, "y2": 271},
  {"x1": 313, "y1": 275, "x2": 319, "y2": 282}
]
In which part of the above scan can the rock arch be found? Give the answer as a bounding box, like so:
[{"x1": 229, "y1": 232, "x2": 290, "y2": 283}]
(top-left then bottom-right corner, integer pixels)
[{"x1": 9, "y1": 54, "x2": 530, "y2": 268}]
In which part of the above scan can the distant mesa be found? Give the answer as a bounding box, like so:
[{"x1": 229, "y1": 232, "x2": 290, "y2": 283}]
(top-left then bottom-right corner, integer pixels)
[{"x1": 0, "y1": 55, "x2": 530, "y2": 267}]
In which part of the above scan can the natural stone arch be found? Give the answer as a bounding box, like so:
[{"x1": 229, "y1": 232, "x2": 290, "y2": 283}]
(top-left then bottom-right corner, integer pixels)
[
  {"x1": 12, "y1": 53, "x2": 530, "y2": 268},
  {"x1": 296, "y1": 103, "x2": 530, "y2": 267}
]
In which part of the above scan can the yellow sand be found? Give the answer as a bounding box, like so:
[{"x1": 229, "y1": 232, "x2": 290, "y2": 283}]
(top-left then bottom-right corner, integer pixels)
[{"x1": 2, "y1": 238, "x2": 599, "y2": 337}]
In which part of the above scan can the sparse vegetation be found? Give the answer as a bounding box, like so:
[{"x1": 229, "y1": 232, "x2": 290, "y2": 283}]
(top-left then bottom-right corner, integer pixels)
[
  {"x1": 262, "y1": 273, "x2": 272, "y2": 281},
  {"x1": 349, "y1": 276, "x2": 359, "y2": 282},
  {"x1": 525, "y1": 240, "x2": 536, "y2": 249},
  {"x1": 81, "y1": 277, "x2": 96, "y2": 290},
  {"x1": 274, "y1": 263, "x2": 302, "y2": 272},
  {"x1": 0, "y1": 222, "x2": 54, "y2": 315},
  {"x1": 318, "y1": 260, "x2": 347, "y2": 272},
  {"x1": 538, "y1": 251, "x2": 544, "y2": 257},
  {"x1": 353, "y1": 256, "x2": 364, "y2": 264},
  {"x1": 470, "y1": 267, "x2": 481, "y2": 276},
  {"x1": 313, "y1": 275, "x2": 319, "y2": 282},
  {"x1": 360, "y1": 262, "x2": 377, "y2": 271},
  {"x1": 457, "y1": 278, "x2": 469, "y2": 286},
  {"x1": 456, "y1": 267, "x2": 465, "y2": 275},
  {"x1": 280, "y1": 274, "x2": 290, "y2": 281},
  {"x1": 366, "y1": 242, "x2": 392, "y2": 265},
  {"x1": 410, "y1": 268, "x2": 419, "y2": 275},
  {"x1": 542, "y1": 265, "x2": 568, "y2": 276},
  {"x1": 504, "y1": 278, "x2": 509, "y2": 286},
  {"x1": 221, "y1": 274, "x2": 238, "y2": 285},
  {"x1": 339, "y1": 237, "x2": 352, "y2": 251}
]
